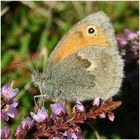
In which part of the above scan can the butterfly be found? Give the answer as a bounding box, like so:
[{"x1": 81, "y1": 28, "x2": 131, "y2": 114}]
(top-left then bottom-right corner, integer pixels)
[{"x1": 31, "y1": 11, "x2": 124, "y2": 102}]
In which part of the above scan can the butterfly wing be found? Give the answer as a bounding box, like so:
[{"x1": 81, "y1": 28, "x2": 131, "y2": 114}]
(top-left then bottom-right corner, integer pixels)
[
  {"x1": 44, "y1": 45, "x2": 123, "y2": 101},
  {"x1": 47, "y1": 11, "x2": 118, "y2": 65},
  {"x1": 39, "y1": 11, "x2": 124, "y2": 101},
  {"x1": 43, "y1": 47, "x2": 94, "y2": 101}
]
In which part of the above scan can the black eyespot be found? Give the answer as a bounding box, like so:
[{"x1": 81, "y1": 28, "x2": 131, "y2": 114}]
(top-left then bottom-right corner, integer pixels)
[{"x1": 88, "y1": 27, "x2": 95, "y2": 34}]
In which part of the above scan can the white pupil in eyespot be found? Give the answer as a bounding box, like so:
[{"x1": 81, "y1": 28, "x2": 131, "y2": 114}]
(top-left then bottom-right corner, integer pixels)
[{"x1": 88, "y1": 27, "x2": 95, "y2": 34}]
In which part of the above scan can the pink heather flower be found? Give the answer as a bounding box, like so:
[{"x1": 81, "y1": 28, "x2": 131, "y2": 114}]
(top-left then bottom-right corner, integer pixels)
[
  {"x1": 1, "y1": 83, "x2": 19, "y2": 100},
  {"x1": 50, "y1": 102, "x2": 66, "y2": 116},
  {"x1": 116, "y1": 35, "x2": 127, "y2": 46},
  {"x1": 93, "y1": 97, "x2": 101, "y2": 106},
  {"x1": 1, "y1": 126, "x2": 11, "y2": 139},
  {"x1": 124, "y1": 29, "x2": 137, "y2": 40},
  {"x1": 30, "y1": 107, "x2": 49, "y2": 123},
  {"x1": 64, "y1": 132, "x2": 77, "y2": 139},
  {"x1": 63, "y1": 127, "x2": 82, "y2": 139},
  {"x1": 15, "y1": 117, "x2": 34, "y2": 137},
  {"x1": 15, "y1": 125, "x2": 22, "y2": 136},
  {"x1": 108, "y1": 112, "x2": 115, "y2": 122},
  {"x1": 117, "y1": 29, "x2": 139, "y2": 67},
  {"x1": 75, "y1": 128, "x2": 82, "y2": 139},
  {"x1": 99, "y1": 113, "x2": 106, "y2": 119},
  {"x1": 76, "y1": 100, "x2": 85, "y2": 112},
  {"x1": 21, "y1": 117, "x2": 34, "y2": 129},
  {"x1": 1, "y1": 102, "x2": 18, "y2": 121}
]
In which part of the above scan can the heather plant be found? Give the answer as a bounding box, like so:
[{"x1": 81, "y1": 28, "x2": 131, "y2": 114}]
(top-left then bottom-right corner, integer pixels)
[
  {"x1": 117, "y1": 29, "x2": 139, "y2": 80},
  {"x1": 1, "y1": 83, "x2": 19, "y2": 139},
  {"x1": 1, "y1": 83, "x2": 121, "y2": 139}
]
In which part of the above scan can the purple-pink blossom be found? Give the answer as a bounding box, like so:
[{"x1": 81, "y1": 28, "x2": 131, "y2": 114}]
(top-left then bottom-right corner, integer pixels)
[
  {"x1": 108, "y1": 112, "x2": 115, "y2": 122},
  {"x1": 15, "y1": 117, "x2": 34, "y2": 134},
  {"x1": 30, "y1": 107, "x2": 49, "y2": 123},
  {"x1": 117, "y1": 29, "x2": 139, "y2": 81},
  {"x1": 15, "y1": 117, "x2": 34, "y2": 138},
  {"x1": 117, "y1": 29, "x2": 139, "y2": 62},
  {"x1": 1, "y1": 83, "x2": 18, "y2": 100},
  {"x1": 1, "y1": 83, "x2": 19, "y2": 121},
  {"x1": 1, "y1": 126, "x2": 11, "y2": 139},
  {"x1": 116, "y1": 35, "x2": 127, "y2": 46},
  {"x1": 1, "y1": 102, "x2": 18, "y2": 121},
  {"x1": 21, "y1": 117, "x2": 34, "y2": 129},
  {"x1": 50, "y1": 102, "x2": 66, "y2": 116},
  {"x1": 76, "y1": 100, "x2": 85, "y2": 112},
  {"x1": 63, "y1": 127, "x2": 82, "y2": 139},
  {"x1": 15, "y1": 126, "x2": 22, "y2": 137},
  {"x1": 99, "y1": 112, "x2": 106, "y2": 119},
  {"x1": 124, "y1": 29, "x2": 138, "y2": 40},
  {"x1": 93, "y1": 97, "x2": 101, "y2": 106}
]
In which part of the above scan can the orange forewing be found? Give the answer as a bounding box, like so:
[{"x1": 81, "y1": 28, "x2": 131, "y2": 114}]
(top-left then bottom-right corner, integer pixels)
[{"x1": 53, "y1": 25, "x2": 110, "y2": 63}]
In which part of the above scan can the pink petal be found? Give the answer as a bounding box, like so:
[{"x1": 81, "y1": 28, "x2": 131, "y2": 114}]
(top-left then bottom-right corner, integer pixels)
[
  {"x1": 11, "y1": 102, "x2": 18, "y2": 107},
  {"x1": 108, "y1": 112, "x2": 115, "y2": 121},
  {"x1": 93, "y1": 97, "x2": 101, "y2": 106},
  {"x1": 30, "y1": 112, "x2": 42, "y2": 123},
  {"x1": 2, "y1": 84, "x2": 11, "y2": 93},
  {"x1": 7, "y1": 112, "x2": 15, "y2": 118},
  {"x1": 99, "y1": 113, "x2": 106, "y2": 118},
  {"x1": 76, "y1": 100, "x2": 85, "y2": 112}
]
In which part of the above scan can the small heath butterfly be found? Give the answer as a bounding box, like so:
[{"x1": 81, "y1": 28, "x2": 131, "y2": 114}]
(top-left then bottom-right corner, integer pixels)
[{"x1": 31, "y1": 11, "x2": 124, "y2": 101}]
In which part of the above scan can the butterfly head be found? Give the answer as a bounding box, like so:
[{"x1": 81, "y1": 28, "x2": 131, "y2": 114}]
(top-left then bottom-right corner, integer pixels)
[{"x1": 31, "y1": 70, "x2": 41, "y2": 87}]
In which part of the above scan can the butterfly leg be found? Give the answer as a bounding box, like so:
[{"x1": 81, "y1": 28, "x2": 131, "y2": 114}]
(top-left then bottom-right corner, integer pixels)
[{"x1": 34, "y1": 95, "x2": 47, "y2": 107}]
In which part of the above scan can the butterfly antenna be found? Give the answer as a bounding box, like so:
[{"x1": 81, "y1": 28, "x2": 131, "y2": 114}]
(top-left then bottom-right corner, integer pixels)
[{"x1": 15, "y1": 63, "x2": 34, "y2": 72}]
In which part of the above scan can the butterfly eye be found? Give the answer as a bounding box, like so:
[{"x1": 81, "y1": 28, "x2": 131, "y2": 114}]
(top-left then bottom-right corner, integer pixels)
[{"x1": 86, "y1": 25, "x2": 97, "y2": 36}]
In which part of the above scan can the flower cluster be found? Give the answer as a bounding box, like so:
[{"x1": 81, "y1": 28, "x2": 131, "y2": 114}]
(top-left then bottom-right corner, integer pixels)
[
  {"x1": 117, "y1": 29, "x2": 139, "y2": 80},
  {"x1": 15, "y1": 102, "x2": 81, "y2": 139},
  {"x1": 1, "y1": 83, "x2": 19, "y2": 139},
  {"x1": 14, "y1": 98, "x2": 121, "y2": 139},
  {"x1": 117, "y1": 29, "x2": 139, "y2": 63},
  {"x1": 0, "y1": 82, "x2": 122, "y2": 139},
  {"x1": 0, "y1": 83, "x2": 122, "y2": 139}
]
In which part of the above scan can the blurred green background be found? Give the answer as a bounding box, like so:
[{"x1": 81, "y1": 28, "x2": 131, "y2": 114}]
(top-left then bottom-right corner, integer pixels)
[{"x1": 1, "y1": 1, "x2": 139, "y2": 139}]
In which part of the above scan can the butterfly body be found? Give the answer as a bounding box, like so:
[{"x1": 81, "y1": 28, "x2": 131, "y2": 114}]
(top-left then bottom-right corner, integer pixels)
[{"x1": 31, "y1": 11, "x2": 124, "y2": 101}]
